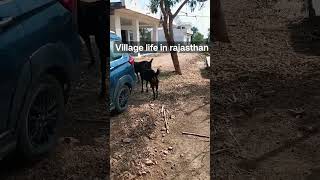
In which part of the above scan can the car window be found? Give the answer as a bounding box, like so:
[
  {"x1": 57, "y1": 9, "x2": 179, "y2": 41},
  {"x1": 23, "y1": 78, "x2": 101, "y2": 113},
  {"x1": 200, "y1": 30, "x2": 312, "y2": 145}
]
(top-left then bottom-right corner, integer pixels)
[{"x1": 110, "y1": 40, "x2": 123, "y2": 61}]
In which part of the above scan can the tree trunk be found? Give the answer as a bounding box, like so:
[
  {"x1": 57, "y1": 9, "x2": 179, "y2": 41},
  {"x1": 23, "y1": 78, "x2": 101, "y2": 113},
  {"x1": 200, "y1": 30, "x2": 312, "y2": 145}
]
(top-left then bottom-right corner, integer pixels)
[
  {"x1": 162, "y1": 29, "x2": 182, "y2": 74},
  {"x1": 168, "y1": 23, "x2": 182, "y2": 75},
  {"x1": 170, "y1": 50, "x2": 181, "y2": 74},
  {"x1": 159, "y1": 0, "x2": 182, "y2": 74},
  {"x1": 213, "y1": 0, "x2": 230, "y2": 42},
  {"x1": 168, "y1": 16, "x2": 182, "y2": 74}
]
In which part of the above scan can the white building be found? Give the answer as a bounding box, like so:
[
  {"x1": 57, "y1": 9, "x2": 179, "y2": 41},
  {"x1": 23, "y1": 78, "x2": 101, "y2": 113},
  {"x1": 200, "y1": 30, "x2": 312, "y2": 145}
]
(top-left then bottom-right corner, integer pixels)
[
  {"x1": 110, "y1": 0, "x2": 160, "y2": 45},
  {"x1": 158, "y1": 23, "x2": 193, "y2": 44}
]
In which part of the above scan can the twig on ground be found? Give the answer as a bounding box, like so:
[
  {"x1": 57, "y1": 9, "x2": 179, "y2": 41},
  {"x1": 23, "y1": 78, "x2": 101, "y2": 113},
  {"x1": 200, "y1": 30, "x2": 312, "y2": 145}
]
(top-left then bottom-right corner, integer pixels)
[
  {"x1": 182, "y1": 131, "x2": 210, "y2": 138},
  {"x1": 164, "y1": 109, "x2": 169, "y2": 134},
  {"x1": 161, "y1": 105, "x2": 169, "y2": 133},
  {"x1": 228, "y1": 129, "x2": 241, "y2": 147},
  {"x1": 77, "y1": 119, "x2": 108, "y2": 123},
  {"x1": 213, "y1": 148, "x2": 229, "y2": 154}
]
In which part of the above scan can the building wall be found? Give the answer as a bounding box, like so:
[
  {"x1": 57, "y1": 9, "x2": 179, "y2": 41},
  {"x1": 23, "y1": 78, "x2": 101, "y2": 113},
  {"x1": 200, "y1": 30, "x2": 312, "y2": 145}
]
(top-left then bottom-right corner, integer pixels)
[{"x1": 158, "y1": 26, "x2": 193, "y2": 43}]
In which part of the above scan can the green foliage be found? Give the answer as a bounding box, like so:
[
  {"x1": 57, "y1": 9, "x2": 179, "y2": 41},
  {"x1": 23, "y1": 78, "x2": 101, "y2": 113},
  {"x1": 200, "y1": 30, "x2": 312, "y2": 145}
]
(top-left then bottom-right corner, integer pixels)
[
  {"x1": 149, "y1": 0, "x2": 160, "y2": 13},
  {"x1": 191, "y1": 26, "x2": 198, "y2": 41},
  {"x1": 191, "y1": 27, "x2": 198, "y2": 34},
  {"x1": 139, "y1": 28, "x2": 151, "y2": 46},
  {"x1": 149, "y1": 0, "x2": 204, "y2": 14},
  {"x1": 191, "y1": 32, "x2": 204, "y2": 45}
]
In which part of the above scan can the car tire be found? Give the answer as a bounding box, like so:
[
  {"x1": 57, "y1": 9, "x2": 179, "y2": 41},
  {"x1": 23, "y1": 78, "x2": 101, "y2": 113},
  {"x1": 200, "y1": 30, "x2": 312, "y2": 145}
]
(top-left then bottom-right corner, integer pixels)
[
  {"x1": 17, "y1": 74, "x2": 64, "y2": 159},
  {"x1": 115, "y1": 85, "x2": 130, "y2": 113}
]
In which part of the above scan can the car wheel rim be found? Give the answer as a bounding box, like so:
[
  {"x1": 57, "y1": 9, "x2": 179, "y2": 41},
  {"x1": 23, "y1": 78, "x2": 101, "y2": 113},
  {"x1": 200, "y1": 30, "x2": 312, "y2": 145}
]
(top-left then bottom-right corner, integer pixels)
[
  {"x1": 28, "y1": 87, "x2": 58, "y2": 148},
  {"x1": 119, "y1": 88, "x2": 129, "y2": 108}
]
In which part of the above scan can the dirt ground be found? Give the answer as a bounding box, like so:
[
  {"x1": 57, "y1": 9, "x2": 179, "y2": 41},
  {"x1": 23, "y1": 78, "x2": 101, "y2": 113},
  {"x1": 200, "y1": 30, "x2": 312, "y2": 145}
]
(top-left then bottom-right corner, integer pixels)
[
  {"x1": 212, "y1": 0, "x2": 320, "y2": 179},
  {"x1": 110, "y1": 53, "x2": 210, "y2": 179},
  {"x1": 0, "y1": 45, "x2": 108, "y2": 180}
]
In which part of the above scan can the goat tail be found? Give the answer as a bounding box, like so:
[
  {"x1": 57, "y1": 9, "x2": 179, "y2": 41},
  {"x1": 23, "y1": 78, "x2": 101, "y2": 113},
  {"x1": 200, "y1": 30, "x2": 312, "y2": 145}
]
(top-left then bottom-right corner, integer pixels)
[{"x1": 156, "y1": 68, "x2": 160, "y2": 76}]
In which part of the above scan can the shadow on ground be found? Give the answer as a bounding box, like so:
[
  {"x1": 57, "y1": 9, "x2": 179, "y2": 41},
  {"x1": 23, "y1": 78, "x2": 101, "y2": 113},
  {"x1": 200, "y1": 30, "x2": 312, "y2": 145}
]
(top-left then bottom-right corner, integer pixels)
[
  {"x1": 288, "y1": 17, "x2": 320, "y2": 56},
  {"x1": 213, "y1": 68, "x2": 320, "y2": 178}
]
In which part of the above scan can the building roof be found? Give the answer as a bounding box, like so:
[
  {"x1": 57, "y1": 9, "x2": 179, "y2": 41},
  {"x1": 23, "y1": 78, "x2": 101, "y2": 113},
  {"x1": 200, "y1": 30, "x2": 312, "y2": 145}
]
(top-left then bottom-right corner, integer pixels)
[
  {"x1": 110, "y1": 2, "x2": 125, "y2": 14},
  {"x1": 110, "y1": 1, "x2": 159, "y2": 22},
  {"x1": 114, "y1": 8, "x2": 160, "y2": 22}
]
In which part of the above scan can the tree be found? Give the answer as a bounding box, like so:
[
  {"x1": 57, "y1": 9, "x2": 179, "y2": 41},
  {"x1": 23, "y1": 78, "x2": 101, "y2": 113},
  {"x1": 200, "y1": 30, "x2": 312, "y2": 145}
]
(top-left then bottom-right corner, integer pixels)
[
  {"x1": 191, "y1": 32, "x2": 204, "y2": 45},
  {"x1": 140, "y1": 28, "x2": 151, "y2": 47},
  {"x1": 205, "y1": 28, "x2": 210, "y2": 44},
  {"x1": 212, "y1": 0, "x2": 230, "y2": 42},
  {"x1": 191, "y1": 26, "x2": 198, "y2": 34},
  {"x1": 191, "y1": 26, "x2": 198, "y2": 41},
  {"x1": 149, "y1": 0, "x2": 207, "y2": 75}
]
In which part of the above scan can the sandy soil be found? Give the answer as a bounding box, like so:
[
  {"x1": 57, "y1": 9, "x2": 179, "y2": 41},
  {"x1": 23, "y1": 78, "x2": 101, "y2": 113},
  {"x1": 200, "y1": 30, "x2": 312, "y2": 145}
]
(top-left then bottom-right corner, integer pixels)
[
  {"x1": 110, "y1": 53, "x2": 210, "y2": 180},
  {"x1": 212, "y1": 0, "x2": 320, "y2": 179}
]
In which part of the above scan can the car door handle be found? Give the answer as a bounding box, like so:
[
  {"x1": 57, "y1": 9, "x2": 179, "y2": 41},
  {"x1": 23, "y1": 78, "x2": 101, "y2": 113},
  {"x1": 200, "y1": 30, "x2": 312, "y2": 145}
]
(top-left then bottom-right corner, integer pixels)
[{"x1": 0, "y1": 17, "x2": 14, "y2": 28}]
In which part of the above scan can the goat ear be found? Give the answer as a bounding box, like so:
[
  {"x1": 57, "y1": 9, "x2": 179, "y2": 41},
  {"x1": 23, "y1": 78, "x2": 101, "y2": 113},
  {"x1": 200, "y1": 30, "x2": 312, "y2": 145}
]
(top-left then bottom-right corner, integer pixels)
[
  {"x1": 156, "y1": 69, "x2": 160, "y2": 76},
  {"x1": 150, "y1": 58, "x2": 153, "y2": 63}
]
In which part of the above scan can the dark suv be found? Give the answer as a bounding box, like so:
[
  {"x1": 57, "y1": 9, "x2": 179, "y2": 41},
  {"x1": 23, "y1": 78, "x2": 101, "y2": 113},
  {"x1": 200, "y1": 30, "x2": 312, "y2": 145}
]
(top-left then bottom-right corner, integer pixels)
[
  {"x1": 110, "y1": 32, "x2": 136, "y2": 112},
  {"x1": 0, "y1": 0, "x2": 80, "y2": 159}
]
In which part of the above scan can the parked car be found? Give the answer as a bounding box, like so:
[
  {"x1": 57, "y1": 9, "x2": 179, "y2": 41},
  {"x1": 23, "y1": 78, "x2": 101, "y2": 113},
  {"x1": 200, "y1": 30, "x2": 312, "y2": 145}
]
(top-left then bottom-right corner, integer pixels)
[
  {"x1": 0, "y1": 0, "x2": 80, "y2": 159},
  {"x1": 110, "y1": 32, "x2": 136, "y2": 113}
]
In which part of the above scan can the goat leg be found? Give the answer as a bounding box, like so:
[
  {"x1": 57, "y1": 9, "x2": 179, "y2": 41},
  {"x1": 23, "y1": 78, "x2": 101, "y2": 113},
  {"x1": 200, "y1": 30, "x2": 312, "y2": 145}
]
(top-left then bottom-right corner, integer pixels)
[
  {"x1": 152, "y1": 86, "x2": 155, "y2": 100},
  {"x1": 99, "y1": 51, "x2": 106, "y2": 97},
  {"x1": 141, "y1": 79, "x2": 144, "y2": 93},
  {"x1": 136, "y1": 72, "x2": 140, "y2": 83},
  {"x1": 146, "y1": 81, "x2": 148, "y2": 92},
  {"x1": 82, "y1": 35, "x2": 95, "y2": 67},
  {"x1": 95, "y1": 33, "x2": 107, "y2": 97},
  {"x1": 156, "y1": 84, "x2": 159, "y2": 98}
]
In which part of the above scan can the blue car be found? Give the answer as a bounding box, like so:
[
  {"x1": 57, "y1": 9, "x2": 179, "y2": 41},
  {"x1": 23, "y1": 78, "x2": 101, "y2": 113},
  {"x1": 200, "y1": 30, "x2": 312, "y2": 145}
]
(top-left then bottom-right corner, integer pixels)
[
  {"x1": 110, "y1": 32, "x2": 136, "y2": 112},
  {"x1": 0, "y1": 0, "x2": 80, "y2": 159}
]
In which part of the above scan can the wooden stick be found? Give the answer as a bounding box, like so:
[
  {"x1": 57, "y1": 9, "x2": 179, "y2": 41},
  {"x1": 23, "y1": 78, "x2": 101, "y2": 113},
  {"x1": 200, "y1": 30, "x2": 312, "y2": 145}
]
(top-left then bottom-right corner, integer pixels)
[
  {"x1": 77, "y1": 119, "x2": 108, "y2": 123},
  {"x1": 182, "y1": 131, "x2": 210, "y2": 138},
  {"x1": 163, "y1": 108, "x2": 169, "y2": 134},
  {"x1": 228, "y1": 129, "x2": 240, "y2": 147},
  {"x1": 213, "y1": 148, "x2": 229, "y2": 154}
]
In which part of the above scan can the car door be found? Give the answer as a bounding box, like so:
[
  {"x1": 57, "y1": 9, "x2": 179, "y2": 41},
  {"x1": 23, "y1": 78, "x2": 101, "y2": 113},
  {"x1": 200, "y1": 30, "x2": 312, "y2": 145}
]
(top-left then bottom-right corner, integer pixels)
[
  {"x1": 15, "y1": 0, "x2": 74, "y2": 56},
  {"x1": 0, "y1": 0, "x2": 25, "y2": 134},
  {"x1": 110, "y1": 38, "x2": 127, "y2": 104},
  {"x1": 110, "y1": 39, "x2": 122, "y2": 104}
]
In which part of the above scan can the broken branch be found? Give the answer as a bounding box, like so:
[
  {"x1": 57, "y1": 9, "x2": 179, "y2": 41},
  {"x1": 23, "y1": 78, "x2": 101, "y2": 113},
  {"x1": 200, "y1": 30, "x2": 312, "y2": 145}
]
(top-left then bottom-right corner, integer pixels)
[
  {"x1": 77, "y1": 119, "x2": 108, "y2": 123},
  {"x1": 213, "y1": 148, "x2": 229, "y2": 154},
  {"x1": 182, "y1": 131, "x2": 210, "y2": 138},
  {"x1": 228, "y1": 129, "x2": 241, "y2": 147},
  {"x1": 161, "y1": 105, "x2": 169, "y2": 133}
]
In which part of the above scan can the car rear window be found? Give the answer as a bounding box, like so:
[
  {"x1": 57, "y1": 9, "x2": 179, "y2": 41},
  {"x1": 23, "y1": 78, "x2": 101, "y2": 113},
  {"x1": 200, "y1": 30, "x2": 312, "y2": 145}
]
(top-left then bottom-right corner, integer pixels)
[{"x1": 110, "y1": 40, "x2": 123, "y2": 61}]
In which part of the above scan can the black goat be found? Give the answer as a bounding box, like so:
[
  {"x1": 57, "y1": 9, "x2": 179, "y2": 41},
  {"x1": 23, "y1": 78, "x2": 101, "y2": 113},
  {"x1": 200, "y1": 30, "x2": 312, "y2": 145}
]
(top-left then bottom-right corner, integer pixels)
[
  {"x1": 134, "y1": 59, "x2": 153, "y2": 82},
  {"x1": 77, "y1": 0, "x2": 108, "y2": 96},
  {"x1": 141, "y1": 69, "x2": 160, "y2": 100}
]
